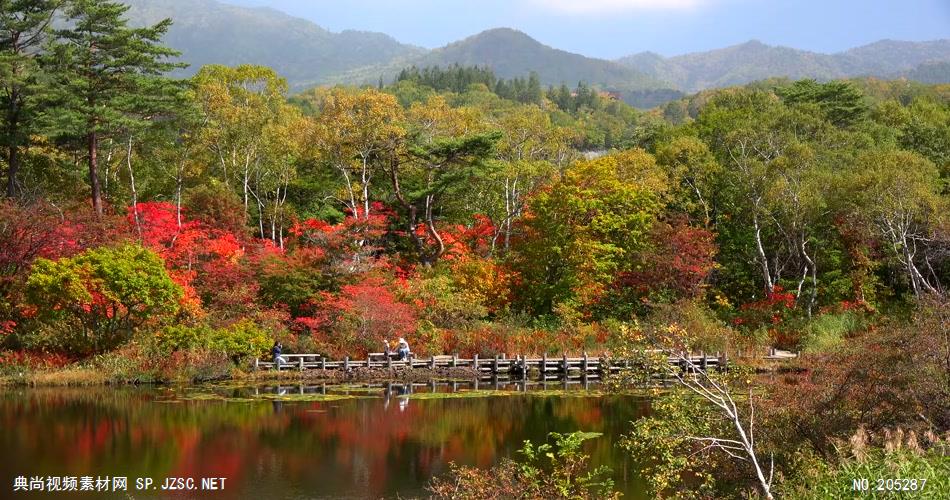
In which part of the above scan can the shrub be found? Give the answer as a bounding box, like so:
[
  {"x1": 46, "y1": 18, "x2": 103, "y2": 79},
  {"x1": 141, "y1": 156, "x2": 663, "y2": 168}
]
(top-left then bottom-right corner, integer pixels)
[
  {"x1": 159, "y1": 320, "x2": 271, "y2": 363},
  {"x1": 210, "y1": 320, "x2": 272, "y2": 362},
  {"x1": 400, "y1": 271, "x2": 488, "y2": 330},
  {"x1": 762, "y1": 299, "x2": 950, "y2": 457},
  {"x1": 429, "y1": 431, "x2": 619, "y2": 499},
  {"x1": 95, "y1": 337, "x2": 234, "y2": 384},
  {"x1": 24, "y1": 244, "x2": 183, "y2": 355}
]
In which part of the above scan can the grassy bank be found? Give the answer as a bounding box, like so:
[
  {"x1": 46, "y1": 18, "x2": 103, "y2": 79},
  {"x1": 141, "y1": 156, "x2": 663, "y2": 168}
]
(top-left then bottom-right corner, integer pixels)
[{"x1": 0, "y1": 363, "x2": 481, "y2": 388}]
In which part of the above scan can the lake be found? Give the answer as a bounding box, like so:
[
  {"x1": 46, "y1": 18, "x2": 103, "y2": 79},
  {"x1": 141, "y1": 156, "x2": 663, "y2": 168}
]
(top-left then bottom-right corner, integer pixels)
[{"x1": 0, "y1": 382, "x2": 652, "y2": 498}]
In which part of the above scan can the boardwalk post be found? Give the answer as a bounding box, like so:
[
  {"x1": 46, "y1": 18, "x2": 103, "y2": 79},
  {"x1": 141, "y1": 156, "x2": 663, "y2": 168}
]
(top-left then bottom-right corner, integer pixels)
[
  {"x1": 700, "y1": 351, "x2": 707, "y2": 371},
  {"x1": 473, "y1": 353, "x2": 479, "y2": 372},
  {"x1": 299, "y1": 357, "x2": 304, "y2": 372},
  {"x1": 582, "y1": 352, "x2": 589, "y2": 373},
  {"x1": 321, "y1": 357, "x2": 326, "y2": 370},
  {"x1": 254, "y1": 358, "x2": 259, "y2": 371},
  {"x1": 452, "y1": 354, "x2": 458, "y2": 368},
  {"x1": 520, "y1": 355, "x2": 527, "y2": 380},
  {"x1": 343, "y1": 356, "x2": 349, "y2": 371},
  {"x1": 541, "y1": 353, "x2": 547, "y2": 376},
  {"x1": 387, "y1": 354, "x2": 392, "y2": 370},
  {"x1": 408, "y1": 353, "x2": 414, "y2": 369},
  {"x1": 367, "y1": 354, "x2": 372, "y2": 369},
  {"x1": 430, "y1": 355, "x2": 436, "y2": 369},
  {"x1": 493, "y1": 355, "x2": 499, "y2": 373},
  {"x1": 562, "y1": 353, "x2": 568, "y2": 374}
]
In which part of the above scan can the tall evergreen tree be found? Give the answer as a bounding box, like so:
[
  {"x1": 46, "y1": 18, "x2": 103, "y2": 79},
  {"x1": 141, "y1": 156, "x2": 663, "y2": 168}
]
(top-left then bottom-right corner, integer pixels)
[
  {"x1": 0, "y1": 0, "x2": 61, "y2": 198},
  {"x1": 46, "y1": 0, "x2": 182, "y2": 215}
]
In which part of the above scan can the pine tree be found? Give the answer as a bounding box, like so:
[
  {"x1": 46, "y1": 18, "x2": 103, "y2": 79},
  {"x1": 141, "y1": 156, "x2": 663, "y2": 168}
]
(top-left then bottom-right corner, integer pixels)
[
  {"x1": 526, "y1": 72, "x2": 542, "y2": 105},
  {"x1": 45, "y1": 0, "x2": 182, "y2": 216},
  {"x1": 0, "y1": 0, "x2": 60, "y2": 197}
]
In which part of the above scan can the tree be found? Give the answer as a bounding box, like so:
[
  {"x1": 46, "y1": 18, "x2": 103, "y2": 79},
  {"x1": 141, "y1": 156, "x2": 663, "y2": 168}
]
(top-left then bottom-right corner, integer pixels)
[
  {"x1": 388, "y1": 96, "x2": 497, "y2": 266},
  {"x1": 846, "y1": 149, "x2": 946, "y2": 297},
  {"x1": 310, "y1": 87, "x2": 403, "y2": 224},
  {"x1": 656, "y1": 136, "x2": 720, "y2": 229},
  {"x1": 0, "y1": 0, "x2": 60, "y2": 197},
  {"x1": 512, "y1": 150, "x2": 664, "y2": 316},
  {"x1": 624, "y1": 348, "x2": 776, "y2": 499},
  {"x1": 315, "y1": 277, "x2": 417, "y2": 356},
  {"x1": 192, "y1": 64, "x2": 305, "y2": 243},
  {"x1": 45, "y1": 0, "x2": 182, "y2": 216},
  {"x1": 779, "y1": 79, "x2": 868, "y2": 127}
]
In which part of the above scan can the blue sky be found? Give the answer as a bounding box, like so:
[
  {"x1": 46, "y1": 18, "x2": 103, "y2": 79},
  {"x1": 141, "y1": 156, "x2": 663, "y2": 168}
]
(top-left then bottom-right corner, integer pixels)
[{"x1": 224, "y1": 0, "x2": 950, "y2": 59}]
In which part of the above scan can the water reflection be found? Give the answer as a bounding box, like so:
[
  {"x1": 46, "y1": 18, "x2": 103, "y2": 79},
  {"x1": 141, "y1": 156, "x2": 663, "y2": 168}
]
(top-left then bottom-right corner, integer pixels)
[{"x1": 0, "y1": 384, "x2": 652, "y2": 498}]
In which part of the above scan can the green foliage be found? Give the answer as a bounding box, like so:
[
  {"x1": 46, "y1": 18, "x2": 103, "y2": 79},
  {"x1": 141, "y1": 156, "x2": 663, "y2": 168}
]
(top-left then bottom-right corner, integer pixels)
[
  {"x1": 160, "y1": 319, "x2": 271, "y2": 362},
  {"x1": 429, "y1": 431, "x2": 619, "y2": 499},
  {"x1": 45, "y1": 0, "x2": 184, "y2": 213},
  {"x1": 24, "y1": 244, "x2": 182, "y2": 354}
]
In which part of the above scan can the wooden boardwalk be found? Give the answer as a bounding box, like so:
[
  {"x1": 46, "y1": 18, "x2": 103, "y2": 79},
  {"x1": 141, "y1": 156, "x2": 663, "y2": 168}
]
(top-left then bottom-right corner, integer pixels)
[{"x1": 255, "y1": 352, "x2": 732, "y2": 378}]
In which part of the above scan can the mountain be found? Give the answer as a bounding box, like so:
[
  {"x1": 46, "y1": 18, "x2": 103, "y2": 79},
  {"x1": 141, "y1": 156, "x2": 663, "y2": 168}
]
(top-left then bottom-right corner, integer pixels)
[
  {"x1": 406, "y1": 28, "x2": 661, "y2": 89},
  {"x1": 618, "y1": 39, "x2": 950, "y2": 93},
  {"x1": 120, "y1": 0, "x2": 424, "y2": 88},
  {"x1": 837, "y1": 39, "x2": 950, "y2": 75},
  {"x1": 116, "y1": 0, "x2": 949, "y2": 107}
]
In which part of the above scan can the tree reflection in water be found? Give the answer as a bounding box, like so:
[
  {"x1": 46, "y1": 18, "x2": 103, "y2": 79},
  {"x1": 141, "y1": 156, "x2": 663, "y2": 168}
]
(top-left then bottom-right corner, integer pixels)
[{"x1": 0, "y1": 385, "x2": 652, "y2": 498}]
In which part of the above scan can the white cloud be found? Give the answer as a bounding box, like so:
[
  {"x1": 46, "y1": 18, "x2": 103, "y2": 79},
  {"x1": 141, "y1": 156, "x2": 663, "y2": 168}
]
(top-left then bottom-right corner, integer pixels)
[{"x1": 528, "y1": 0, "x2": 710, "y2": 14}]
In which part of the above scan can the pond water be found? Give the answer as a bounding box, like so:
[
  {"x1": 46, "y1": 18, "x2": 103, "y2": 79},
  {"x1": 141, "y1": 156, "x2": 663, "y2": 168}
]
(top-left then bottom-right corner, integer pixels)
[{"x1": 0, "y1": 382, "x2": 652, "y2": 499}]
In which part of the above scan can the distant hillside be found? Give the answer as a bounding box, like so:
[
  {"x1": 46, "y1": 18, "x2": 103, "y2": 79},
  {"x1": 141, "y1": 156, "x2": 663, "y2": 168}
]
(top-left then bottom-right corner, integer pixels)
[
  {"x1": 618, "y1": 39, "x2": 950, "y2": 92},
  {"x1": 904, "y1": 61, "x2": 950, "y2": 84},
  {"x1": 121, "y1": 0, "x2": 423, "y2": 88}
]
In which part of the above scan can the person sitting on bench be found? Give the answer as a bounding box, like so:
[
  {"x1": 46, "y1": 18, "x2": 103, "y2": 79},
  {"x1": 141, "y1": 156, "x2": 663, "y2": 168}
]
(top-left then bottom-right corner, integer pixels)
[
  {"x1": 397, "y1": 338, "x2": 410, "y2": 360},
  {"x1": 271, "y1": 341, "x2": 284, "y2": 368}
]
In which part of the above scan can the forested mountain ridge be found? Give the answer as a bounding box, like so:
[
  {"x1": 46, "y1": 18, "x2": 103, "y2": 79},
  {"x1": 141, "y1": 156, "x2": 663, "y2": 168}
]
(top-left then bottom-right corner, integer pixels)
[
  {"x1": 618, "y1": 39, "x2": 950, "y2": 92},
  {"x1": 352, "y1": 28, "x2": 664, "y2": 90},
  {"x1": 120, "y1": 0, "x2": 424, "y2": 87}
]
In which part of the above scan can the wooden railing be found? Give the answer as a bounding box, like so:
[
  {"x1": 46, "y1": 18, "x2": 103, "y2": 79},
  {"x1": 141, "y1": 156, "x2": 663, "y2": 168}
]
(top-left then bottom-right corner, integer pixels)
[{"x1": 255, "y1": 351, "x2": 735, "y2": 377}]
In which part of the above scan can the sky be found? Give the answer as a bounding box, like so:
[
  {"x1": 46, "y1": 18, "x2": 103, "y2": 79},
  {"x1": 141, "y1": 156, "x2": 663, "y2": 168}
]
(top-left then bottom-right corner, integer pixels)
[{"x1": 223, "y1": 0, "x2": 950, "y2": 59}]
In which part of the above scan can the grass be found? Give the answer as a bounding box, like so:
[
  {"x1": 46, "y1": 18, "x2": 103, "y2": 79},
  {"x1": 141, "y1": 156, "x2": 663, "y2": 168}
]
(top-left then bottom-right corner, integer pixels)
[{"x1": 798, "y1": 312, "x2": 860, "y2": 353}]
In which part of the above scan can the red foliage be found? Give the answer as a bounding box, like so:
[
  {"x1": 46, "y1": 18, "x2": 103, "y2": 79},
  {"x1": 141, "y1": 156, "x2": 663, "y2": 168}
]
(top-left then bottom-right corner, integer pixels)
[
  {"x1": 412, "y1": 214, "x2": 498, "y2": 262},
  {"x1": 617, "y1": 217, "x2": 718, "y2": 299},
  {"x1": 289, "y1": 203, "x2": 395, "y2": 272},
  {"x1": 131, "y1": 201, "x2": 256, "y2": 314},
  {"x1": 732, "y1": 285, "x2": 797, "y2": 334},
  {"x1": 1, "y1": 201, "x2": 129, "y2": 332},
  {"x1": 311, "y1": 277, "x2": 417, "y2": 356},
  {"x1": 0, "y1": 350, "x2": 74, "y2": 369}
]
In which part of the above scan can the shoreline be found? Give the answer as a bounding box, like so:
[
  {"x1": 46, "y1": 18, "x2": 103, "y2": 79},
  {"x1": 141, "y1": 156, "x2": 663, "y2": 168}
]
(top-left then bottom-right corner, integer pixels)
[{"x1": 0, "y1": 365, "x2": 484, "y2": 388}]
